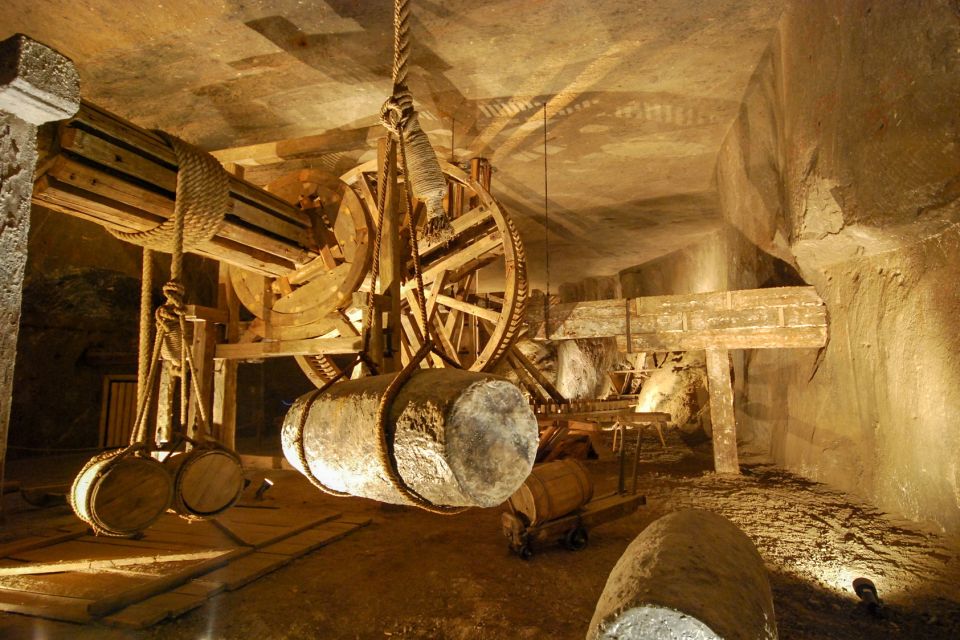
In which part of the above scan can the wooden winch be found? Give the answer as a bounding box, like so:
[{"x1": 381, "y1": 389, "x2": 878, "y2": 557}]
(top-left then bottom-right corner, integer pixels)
[{"x1": 37, "y1": 92, "x2": 533, "y2": 528}]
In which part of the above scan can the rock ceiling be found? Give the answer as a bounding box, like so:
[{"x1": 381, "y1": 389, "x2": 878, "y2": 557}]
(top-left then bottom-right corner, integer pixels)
[{"x1": 3, "y1": 0, "x2": 784, "y2": 286}]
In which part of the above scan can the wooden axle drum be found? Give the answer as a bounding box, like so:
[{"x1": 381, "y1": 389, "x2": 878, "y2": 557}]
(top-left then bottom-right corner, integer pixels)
[
  {"x1": 281, "y1": 368, "x2": 538, "y2": 508},
  {"x1": 165, "y1": 447, "x2": 245, "y2": 518},
  {"x1": 508, "y1": 459, "x2": 594, "y2": 526},
  {"x1": 70, "y1": 450, "x2": 173, "y2": 537}
]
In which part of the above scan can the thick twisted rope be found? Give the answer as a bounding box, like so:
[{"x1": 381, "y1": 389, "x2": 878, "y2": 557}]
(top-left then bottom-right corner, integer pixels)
[
  {"x1": 380, "y1": 0, "x2": 453, "y2": 245},
  {"x1": 108, "y1": 133, "x2": 230, "y2": 254},
  {"x1": 114, "y1": 133, "x2": 231, "y2": 442}
]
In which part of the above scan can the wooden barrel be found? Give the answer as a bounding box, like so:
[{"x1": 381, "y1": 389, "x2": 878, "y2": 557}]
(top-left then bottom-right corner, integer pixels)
[
  {"x1": 71, "y1": 451, "x2": 172, "y2": 536},
  {"x1": 166, "y1": 448, "x2": 244, "y2": 518},
  {"x1": 508, "y1": 459, "x2": 593, "y2": 526}
]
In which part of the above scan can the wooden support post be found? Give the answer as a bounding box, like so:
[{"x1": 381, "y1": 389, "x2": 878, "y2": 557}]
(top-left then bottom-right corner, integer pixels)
[
  {"x1": 377, "y1": 137, "x2": 401, "y2": 373},
  {"x1": 155, "y1": 361, "x2": 175, "y2": 445},
  {"x1": 186, "y1": 319, "x2": 217, "y2": 441},
  {"x1": 213, "y1": 264, "x2": 239, "y2": 449},
  {"x1": 0, "y1": 35, "x2": 79, "y2": 512},
  {"x1": 705, "y1": 348, "x2": 739, "y2": 474}
]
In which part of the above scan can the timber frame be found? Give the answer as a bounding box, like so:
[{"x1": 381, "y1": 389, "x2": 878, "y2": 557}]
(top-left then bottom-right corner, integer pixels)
[{"x1": 527, "y1": 286, "x2": 828, "y2": 474}]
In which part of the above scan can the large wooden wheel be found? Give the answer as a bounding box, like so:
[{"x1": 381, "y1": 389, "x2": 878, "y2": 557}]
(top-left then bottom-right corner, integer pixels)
[
  {"x1": 228, "y1": 169, "x2": 371, "y2": 342},
  {"x1": 226, "y1": 161, "x2": 528, "y2": 388},
  {"x1": 296, "y1": 158, "x2": 528, "y2": 385}
]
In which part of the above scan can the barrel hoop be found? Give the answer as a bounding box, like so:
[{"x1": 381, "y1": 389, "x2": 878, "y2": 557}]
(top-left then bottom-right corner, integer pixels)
[
  {"x1": 570, "y1": 461, "x2": 589, "y2": 503},
  {"x1": 527, "y1": 467, "x2": 554, "y2": 524},
  {"x1": 70, "y1": 443, "x2": 150, "y2": 537}
]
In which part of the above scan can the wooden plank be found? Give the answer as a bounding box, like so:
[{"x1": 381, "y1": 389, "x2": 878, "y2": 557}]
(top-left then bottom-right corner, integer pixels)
[
  {"x1": 433, "y1": 294, "x2": 501, "y2": 323},
  {"x1": 705, "y1": 348, "x2": 738, "y2": 474},
  {"x1": 214, "y1": 336, "x2": 362, "y2": 360},
  {"x1": 615, "y1": 325, "x2": 828, "y2": 352},
  {"x1": 418, "y1": 206, "x2": 495, "y2": 258},
  {"x1": 214, "y1": 513, "x2": 343, "y2": 549},
  {"x1": 0, "y1": 548, "x2": 232, "y2": 576},
  {"x1": 0, "y1": 569, "x2": 149, "y2": 600},
  {"x1": 0, "y1": 587, "x2": 93, "y2": 623},
  {"x1": 402, "y1": 232, "x2": 503, "y2": 294},
  {"x1": 102, "y1": 590, "x2": 207, "y2": 628},
  {"x1": 87, "y1": 547, "x2": 252, "y2": 617},
  {"x1": 38, "y1": 154, "x2": 311, "y2": 262},
  {"x1": 201, "y1": 552, "x2": 291, "y2": 591},
  {"x1": 0, "y1": 529, "x2": 86, "y2": 559},
  {"x1": 528, "y1": 286, "x2": 827, "y2": 350},
  {"x1": 258, "y1": 520, "x2": 369, "y2": 558}
]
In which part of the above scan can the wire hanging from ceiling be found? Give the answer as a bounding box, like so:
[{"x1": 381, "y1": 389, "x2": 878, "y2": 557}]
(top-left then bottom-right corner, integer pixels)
[{"x1": 542, "y1": 101, "x2": 551, "y2": 339}]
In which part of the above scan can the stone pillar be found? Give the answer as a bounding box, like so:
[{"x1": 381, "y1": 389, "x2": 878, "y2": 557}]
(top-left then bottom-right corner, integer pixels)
[{"x1": 0, "y1": 34, "x2": 80, "y2": 503}]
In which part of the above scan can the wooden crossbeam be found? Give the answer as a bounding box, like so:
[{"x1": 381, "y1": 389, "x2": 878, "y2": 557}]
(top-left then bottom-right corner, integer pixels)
[
  {"x1": 210, "y1": 126, "x2": 382, "y2": 167},
  {"x1": 527, "y1": 286, "x2": 827, "y2": 351},
  {"x1": 214, "y1": 337, "x2": 362, "y2": 360}
]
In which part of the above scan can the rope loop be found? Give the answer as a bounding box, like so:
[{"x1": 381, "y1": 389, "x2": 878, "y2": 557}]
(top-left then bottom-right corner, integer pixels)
[
  {"x1": 374, "y1": 341, "x2": 468, "y2": 515},
  {"x1": 379, "y1": 92, "x2": 412, "y2": 138}
]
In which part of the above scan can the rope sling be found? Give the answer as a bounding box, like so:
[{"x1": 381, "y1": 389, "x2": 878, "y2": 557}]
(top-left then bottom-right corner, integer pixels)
[
  {"x1": 71, "y1": 133, "x2": 235, "y2": 534},
  {"x1": 291, "y1": 0, "x2": 467, "y2": 515}
]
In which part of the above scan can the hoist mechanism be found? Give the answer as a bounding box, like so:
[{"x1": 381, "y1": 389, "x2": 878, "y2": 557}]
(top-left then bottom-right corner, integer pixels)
[{"x1": 35, "y1": 0, "x2": 537, "y2": 527}]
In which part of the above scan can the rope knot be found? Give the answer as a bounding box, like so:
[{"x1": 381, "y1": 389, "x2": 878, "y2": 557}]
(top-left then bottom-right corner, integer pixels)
[
  {"x1": 156, "y1": 280, "x2": 187, "y2": 368},
  {"x1": 379, "y1": 93, "x2": 413, "y2": 137}
]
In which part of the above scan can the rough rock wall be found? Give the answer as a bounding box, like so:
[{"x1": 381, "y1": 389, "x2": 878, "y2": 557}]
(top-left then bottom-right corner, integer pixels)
[
  {"x1": 10, "y1": 211, "x2": 219, "y2": 456},
  {"x1": 554, "y1": 276, "x2": 621, "y2": 400},
  {"x1": 0, "y1": 114, "x2": 37, "y2": 462},
  {"x1": 716, "y1": 0, "x2": 960, "y2": 531}
]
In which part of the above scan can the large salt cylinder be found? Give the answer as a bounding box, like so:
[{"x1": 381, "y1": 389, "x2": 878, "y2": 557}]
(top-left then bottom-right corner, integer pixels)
[
  {"x1": 281, "y1": 369, "x2": 538, "y2": 508},
  {"x1": 588, "y1": 509, "x2": 778, "y2": 640}
]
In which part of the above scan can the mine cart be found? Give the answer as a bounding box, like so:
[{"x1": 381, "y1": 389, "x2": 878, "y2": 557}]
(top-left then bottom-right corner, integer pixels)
[{"x1": 501, "y1": 423, "x2": 648, "y2": 559}]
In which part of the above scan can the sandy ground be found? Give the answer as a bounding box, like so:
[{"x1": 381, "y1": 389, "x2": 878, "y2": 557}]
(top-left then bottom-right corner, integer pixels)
[{"x1": 1, "y1": 431, "x2": 958, "y2": 639}]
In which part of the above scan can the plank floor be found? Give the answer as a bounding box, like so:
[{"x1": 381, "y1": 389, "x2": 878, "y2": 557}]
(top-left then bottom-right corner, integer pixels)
[{"x1": 0, "y1": 506, "x2": 370, "y2": 629}]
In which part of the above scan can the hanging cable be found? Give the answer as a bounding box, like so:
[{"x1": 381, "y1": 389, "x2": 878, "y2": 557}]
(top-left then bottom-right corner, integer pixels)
[{"x1": 542, "y1": 102, "x2": 551, "y2": 339}]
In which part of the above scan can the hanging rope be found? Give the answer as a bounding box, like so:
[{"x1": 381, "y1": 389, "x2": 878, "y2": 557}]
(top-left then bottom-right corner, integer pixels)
[
  {"x1": 379, "y1": 0, "x2": 453, "y2": 245},
  {"x1": 109, "y1": 133, "x2": 231, "y2": 447}
]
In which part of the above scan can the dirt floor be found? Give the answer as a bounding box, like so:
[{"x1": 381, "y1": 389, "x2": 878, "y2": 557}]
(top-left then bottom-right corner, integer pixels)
[{"x1": 1, "y1": 430, "x2": 959, "y2": 639}]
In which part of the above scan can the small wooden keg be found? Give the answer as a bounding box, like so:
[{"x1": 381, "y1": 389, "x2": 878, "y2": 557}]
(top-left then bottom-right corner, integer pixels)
[
  {"x1": 166, "y1": 448, "x2": 244, "y2": 518},
  {"x1": 508, "y1": 459, "x2": 593, "y2": 526},
  {"x1": 71, "y1": 451, "x2": 173, "y2": 536}
]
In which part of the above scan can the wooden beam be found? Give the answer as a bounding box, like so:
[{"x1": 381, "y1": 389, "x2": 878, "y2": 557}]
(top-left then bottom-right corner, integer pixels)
[
  {"x1": 705, "y1": 348, "x2": 739, "y2": 474},
  {"x1": 214, "y1": 337, "x2": 362, "y2": 360},
  {"x1": 508, "y1": 346, "x2": 566, "y2": 405},
  {"x1": 210, "y1": 126, "x2": 381, "y2": 167},
  {"x1": 0, "y1": 549, "x2": 231, "y2": 576},
  {"x1": 378, "y1": 137, "x2": 402, "y2": 373},
  {"x1": 527, "y1": 286, "x2": 827, "y2": 351}
]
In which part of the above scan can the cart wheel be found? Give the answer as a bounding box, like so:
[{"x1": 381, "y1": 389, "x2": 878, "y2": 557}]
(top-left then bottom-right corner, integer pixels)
[
  {"x1": 564, "y1": 526, "x2": 589, "y2": 551},
  {"x1": 519, "y1": 543, "x2": 534, "y2": 560}
]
